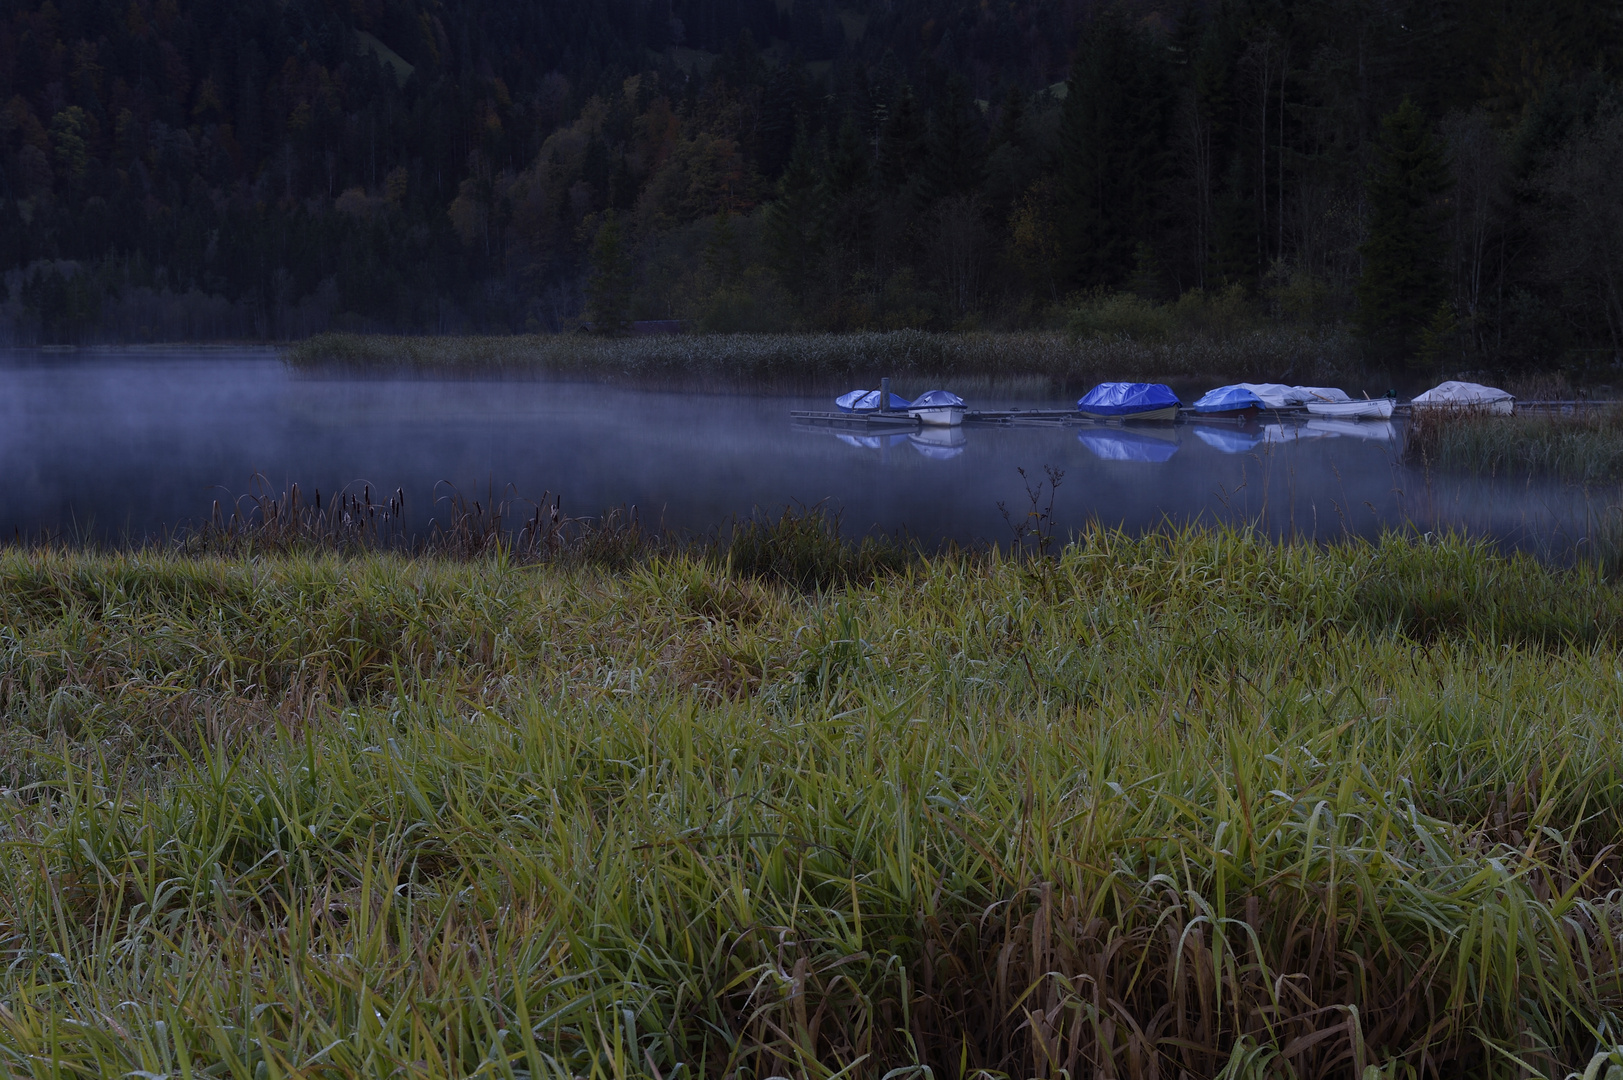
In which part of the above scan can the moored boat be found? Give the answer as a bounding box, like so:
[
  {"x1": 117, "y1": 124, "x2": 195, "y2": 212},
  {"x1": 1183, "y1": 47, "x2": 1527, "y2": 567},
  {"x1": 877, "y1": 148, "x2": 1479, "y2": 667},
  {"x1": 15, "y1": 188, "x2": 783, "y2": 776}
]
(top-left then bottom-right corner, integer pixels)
[
  {"x1": 1076, "y1": 382, "x2": 1181, "y2": 422},
  {"x1": 1189, "y1": 384, "x2": 1265, "y2": 418},
  {"x1": 836, "y1": 389, "x2": 913, "y2": 413},
  {"x1": 1303, "y1": 397, "x2": 1394, "y2": 420},
  {"x1": 1229, "y1": 384, "x2": 1353, "y2": 409},
  {"x1": 1410, "y1": 380, "x2": 1514, "y2": 415},
  {"x1": 906, "y1": 389, "x2": 967, "y2": 426}
]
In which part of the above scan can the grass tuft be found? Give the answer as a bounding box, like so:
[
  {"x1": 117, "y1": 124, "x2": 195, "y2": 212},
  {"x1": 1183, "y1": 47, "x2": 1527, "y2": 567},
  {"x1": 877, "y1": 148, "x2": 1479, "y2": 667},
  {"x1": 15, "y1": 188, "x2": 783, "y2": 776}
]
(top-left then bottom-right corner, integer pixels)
[{"x1": 720, "y1": 502, "x2": 911, "y2": 590}]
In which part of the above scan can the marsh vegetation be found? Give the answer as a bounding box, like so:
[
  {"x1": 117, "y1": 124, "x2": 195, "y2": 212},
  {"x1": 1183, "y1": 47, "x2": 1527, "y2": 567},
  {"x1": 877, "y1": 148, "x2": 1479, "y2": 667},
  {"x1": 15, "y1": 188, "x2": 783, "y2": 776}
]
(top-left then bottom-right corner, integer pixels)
[
  {"x1": 1407, "y1": 405, "x2": 1623, "y2": 483},
  {"x1": 286, "y1": 322, "x2": 1364, "y2": 387},
  {"x1": 4, "y1": 520, "x2": 1623, "y2": 1078}
]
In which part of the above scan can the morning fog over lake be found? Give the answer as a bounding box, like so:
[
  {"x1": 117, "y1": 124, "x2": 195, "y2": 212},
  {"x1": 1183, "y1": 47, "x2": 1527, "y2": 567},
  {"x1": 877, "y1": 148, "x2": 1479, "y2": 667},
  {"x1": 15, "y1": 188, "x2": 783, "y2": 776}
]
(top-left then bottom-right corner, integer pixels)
[{"x1": 1, "y1": 346, "x2": 1607, "y2": 556}]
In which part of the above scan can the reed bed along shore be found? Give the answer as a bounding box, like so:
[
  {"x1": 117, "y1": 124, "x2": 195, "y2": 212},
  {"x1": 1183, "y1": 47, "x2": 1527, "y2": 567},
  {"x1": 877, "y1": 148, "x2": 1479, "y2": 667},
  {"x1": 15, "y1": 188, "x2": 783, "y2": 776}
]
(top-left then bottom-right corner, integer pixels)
[
  {"x1": 4, "y1": 523, "x2": 1623, "y2": 1079},
  {"x1": 285, "y1": 328, "x2": 1363, "y2": 386},
  {"x1": 1407, "y1": 406, "x2": 1623, "y2": 483}
]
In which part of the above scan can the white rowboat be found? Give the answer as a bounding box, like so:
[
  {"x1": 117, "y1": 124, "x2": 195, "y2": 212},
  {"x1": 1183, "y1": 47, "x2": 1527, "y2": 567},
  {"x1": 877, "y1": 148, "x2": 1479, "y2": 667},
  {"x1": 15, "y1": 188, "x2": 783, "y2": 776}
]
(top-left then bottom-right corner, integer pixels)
[
  {"x1": 906, "y1": 389, "x2": 967, "y2": 427},
  {"x1": 1303, "y1": 398, "x2": 1394, "y2": 420},
  {"x1": 909, "y1": 404, "x2": 966, "y2": 426}
]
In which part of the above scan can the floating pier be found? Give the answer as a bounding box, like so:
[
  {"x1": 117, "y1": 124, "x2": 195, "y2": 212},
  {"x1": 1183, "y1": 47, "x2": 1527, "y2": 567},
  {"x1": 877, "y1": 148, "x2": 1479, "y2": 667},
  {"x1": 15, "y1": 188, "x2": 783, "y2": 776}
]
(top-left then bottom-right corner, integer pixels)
[{"x1": 788, "y1": 410, "x2": 920, "y2": 428}]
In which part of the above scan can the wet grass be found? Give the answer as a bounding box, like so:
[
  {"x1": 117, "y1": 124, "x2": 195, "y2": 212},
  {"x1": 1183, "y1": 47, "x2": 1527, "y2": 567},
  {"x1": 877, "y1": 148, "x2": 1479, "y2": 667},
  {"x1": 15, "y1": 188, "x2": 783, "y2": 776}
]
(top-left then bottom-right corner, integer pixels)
[
  {"x1": 286, "y1": 329, "x2": 1362, "y2": 386},
  {"x1": 4, "y1": 526, "x2": 1623, "y2": 1078},
  {"x1": 1407, "y1": 406, "x2": 1623, "y2": 483}
]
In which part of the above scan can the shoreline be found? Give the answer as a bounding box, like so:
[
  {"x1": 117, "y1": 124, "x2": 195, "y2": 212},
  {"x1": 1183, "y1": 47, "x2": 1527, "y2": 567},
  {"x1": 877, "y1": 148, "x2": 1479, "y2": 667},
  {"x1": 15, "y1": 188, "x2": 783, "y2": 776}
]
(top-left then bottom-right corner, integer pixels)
[{"x1": 282, "y1": 328, "x2": 1372, "y2": 387}]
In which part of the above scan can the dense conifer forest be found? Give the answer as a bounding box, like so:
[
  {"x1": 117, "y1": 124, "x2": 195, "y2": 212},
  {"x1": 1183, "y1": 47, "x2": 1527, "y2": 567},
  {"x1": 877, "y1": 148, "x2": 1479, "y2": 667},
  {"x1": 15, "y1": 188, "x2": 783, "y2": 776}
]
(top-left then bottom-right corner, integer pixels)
[{"x1": 1, "y1": 0, "x2": 1621, "y2": 368}]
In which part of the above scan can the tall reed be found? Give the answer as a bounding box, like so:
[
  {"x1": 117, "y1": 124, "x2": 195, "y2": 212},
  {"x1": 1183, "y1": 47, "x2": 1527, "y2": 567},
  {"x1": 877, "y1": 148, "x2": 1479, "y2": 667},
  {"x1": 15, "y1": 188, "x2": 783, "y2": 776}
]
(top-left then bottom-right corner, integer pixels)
[
  {"x1": 1407, "y1": 405, "x2": 1623, "y2": 482},
  {"x1": 286, "y1": 329, "x2": 1363, "y2": 385},
  {"x1": 1, "y1": 527, "x2": 1621, "y2": 1078}
]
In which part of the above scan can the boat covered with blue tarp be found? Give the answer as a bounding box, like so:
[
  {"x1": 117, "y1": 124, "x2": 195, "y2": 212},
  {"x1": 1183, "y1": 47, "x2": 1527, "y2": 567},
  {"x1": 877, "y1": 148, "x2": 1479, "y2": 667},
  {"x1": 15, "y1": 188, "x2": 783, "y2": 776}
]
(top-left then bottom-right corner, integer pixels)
[
  {"x1": 1188, "y1": 385, "x2": 1265, "y2": 415},
  {"x1": 1076, "y1": 382, "x2": 1180, "y2": 420},
  {"x1": 836, "y1": 389, "x2": 913, "y2": 412}
]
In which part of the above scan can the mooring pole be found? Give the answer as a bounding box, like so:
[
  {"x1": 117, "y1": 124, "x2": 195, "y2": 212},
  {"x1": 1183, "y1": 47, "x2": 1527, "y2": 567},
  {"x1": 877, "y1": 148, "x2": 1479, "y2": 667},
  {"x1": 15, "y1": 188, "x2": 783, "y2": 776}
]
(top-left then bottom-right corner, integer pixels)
[{"x1": 880, "y1": 377, "x2": 891, "y2": 413}]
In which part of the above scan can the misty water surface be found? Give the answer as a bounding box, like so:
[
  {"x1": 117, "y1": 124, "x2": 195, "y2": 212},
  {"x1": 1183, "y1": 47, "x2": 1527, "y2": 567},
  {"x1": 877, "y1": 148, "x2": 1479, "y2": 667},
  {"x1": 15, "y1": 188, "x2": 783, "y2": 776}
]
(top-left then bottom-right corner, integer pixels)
[{"x1": 0, "y1": 347, "x2": 1607, "y2": 556}]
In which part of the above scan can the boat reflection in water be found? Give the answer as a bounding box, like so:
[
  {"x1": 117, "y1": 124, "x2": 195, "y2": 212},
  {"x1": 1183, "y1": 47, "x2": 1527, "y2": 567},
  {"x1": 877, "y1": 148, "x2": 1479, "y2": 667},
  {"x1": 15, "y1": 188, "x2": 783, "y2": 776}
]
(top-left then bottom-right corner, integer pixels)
[
  {"x1": 836, "y1": 432, "x2": 913, "y2": 450},
  {"x1": 1263, "y1": 419, "x2": 1399, "y2": 444},
  {"x1": 909, "y1": 426, "x2": 967, "y2": 460},
  {"x1": 1191, "y1": 425, "x2": 1265, "y2": 454},
  {"x1": 1077, "y1": 426, "x2": 1181, "y2": 462},
  {"x1": 1302, "y1": 419, "x2": 1398, "y2": 441}
]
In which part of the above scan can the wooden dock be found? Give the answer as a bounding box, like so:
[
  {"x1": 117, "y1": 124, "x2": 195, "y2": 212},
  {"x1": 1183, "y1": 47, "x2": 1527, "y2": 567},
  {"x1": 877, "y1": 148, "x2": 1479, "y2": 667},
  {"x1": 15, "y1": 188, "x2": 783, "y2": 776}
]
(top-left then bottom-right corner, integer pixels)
[{"x1": 789, "y1": 409, "x2": 920, "y2": 429}]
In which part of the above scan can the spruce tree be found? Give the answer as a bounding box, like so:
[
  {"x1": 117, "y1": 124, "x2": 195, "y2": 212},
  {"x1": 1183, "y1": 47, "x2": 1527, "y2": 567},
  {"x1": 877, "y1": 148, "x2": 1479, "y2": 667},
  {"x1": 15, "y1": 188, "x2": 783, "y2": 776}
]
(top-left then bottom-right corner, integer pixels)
[
  {"x1": 585, "y1": 211, "x2": 633, "y2": 333},
  {"x1": 877, "y1": 87, "x2": 929, "y2": 196},
  {"x1": 1357, "y1": 98, "x2": 1451, "y2": 354},
  {"x1": 764, "y1": 126, "x2": 829, "y2": 297},
  {"x1": 1058, "y1": 8, "x2": 1175, "y2": 289},
  {"x1": 923, "y1": 76, "x2": 986, "y2": 203}
]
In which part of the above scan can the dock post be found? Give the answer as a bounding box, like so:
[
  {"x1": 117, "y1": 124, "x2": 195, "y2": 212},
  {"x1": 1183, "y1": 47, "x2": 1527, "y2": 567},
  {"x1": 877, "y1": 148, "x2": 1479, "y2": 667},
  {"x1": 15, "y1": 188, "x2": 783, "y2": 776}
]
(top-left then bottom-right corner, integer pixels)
[{"x1": 880, "y1": 377, "x2": 891, "y2": 413}]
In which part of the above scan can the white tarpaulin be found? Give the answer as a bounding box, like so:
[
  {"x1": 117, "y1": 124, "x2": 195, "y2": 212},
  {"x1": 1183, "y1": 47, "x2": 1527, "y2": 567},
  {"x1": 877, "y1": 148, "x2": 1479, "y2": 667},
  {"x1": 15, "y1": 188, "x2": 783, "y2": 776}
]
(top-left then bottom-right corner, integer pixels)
[
  {"x1": 1411, "y1": 380, "x2": 1514, "y2": 414},
  {"x1": 1292, "y1": 386, "x2": 1352, "y2": 404},
  {"x1": 1233, "y1": 383, "x2": 1296, "y2": 407},
  {"x1": 1233, "y1": 383, "x2": 1353, "y2": 407}
]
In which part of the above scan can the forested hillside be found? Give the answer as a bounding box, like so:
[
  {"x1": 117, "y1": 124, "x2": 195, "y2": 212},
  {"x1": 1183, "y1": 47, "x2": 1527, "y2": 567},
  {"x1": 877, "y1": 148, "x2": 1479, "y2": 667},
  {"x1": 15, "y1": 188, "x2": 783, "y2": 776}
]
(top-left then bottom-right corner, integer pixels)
[{"x1": 2, "y1": 0, "x2": 1621, "y2": 369}]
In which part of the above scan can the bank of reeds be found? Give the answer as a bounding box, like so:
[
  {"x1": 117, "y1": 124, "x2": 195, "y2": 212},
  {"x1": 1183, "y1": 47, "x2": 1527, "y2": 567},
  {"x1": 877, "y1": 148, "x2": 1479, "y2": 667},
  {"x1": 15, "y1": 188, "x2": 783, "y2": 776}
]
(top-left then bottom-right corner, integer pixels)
[
  {"x1": 1407, "y1": 405, "x2": 1623, "y2": 482},
  {"x1": 287, "y1": 328, "x2": 1362, "y2": 385},
  {"x1": 182, "y1": 482, "x2": 912, "y2": 588},
  {"x1": 4, "y1": 525, "x2": 1623, "y2": 1078}
]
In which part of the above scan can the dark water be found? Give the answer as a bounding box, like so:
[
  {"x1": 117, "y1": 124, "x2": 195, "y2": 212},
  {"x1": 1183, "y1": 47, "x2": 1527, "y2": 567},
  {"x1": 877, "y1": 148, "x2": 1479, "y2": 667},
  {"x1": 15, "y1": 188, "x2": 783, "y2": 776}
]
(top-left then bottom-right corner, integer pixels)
[{"x1": 0, "y1": 347, "x2": 1608, "y2": 555}]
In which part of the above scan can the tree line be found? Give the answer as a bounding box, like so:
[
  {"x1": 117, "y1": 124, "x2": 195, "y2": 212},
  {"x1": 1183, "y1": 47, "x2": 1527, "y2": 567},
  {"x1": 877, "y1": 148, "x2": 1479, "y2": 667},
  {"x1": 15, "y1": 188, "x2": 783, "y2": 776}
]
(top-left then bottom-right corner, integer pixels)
[{"x1": 2, "y1": 0, "x2": 1621, "y2": 370}]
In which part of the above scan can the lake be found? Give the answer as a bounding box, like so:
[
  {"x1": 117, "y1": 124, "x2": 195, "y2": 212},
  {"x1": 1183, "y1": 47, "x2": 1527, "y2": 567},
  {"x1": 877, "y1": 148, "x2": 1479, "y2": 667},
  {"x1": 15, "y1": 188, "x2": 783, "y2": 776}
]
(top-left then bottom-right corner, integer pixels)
[{"x1": 0, "y1": 347, "x2": 1607, "y2": 556}]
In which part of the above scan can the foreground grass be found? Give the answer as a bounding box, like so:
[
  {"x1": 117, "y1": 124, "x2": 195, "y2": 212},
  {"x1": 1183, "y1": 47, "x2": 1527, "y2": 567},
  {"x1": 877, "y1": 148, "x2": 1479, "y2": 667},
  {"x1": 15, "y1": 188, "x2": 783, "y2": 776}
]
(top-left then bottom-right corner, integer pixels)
[
  {"x1": 1408, "y1": 406, "x2": 1623, "y2": 483},
  {"x1": 285, "y1": 329, "x2": 1362, "y2": 385},
  {"x1": 4, "y1": 529, "x2": 1623, "y2": 1078}
]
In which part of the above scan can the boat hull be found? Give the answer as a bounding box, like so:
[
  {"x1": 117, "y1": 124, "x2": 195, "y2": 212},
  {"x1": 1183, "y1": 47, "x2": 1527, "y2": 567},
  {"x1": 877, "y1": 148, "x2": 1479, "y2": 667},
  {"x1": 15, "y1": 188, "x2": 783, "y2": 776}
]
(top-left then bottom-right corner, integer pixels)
[
  {"x1": 1079, "y1": 404, "x2": 1180, "y2": 422},
  {"x1": 908, "y1": 405, "x2": 966, "y2": 427},
  {"x1": 1304, "y1": 399, "x2": 1394, "y2": 420},
  {"x1": 1188, "y1": 405, "x2": 1259, "y2": 420}
]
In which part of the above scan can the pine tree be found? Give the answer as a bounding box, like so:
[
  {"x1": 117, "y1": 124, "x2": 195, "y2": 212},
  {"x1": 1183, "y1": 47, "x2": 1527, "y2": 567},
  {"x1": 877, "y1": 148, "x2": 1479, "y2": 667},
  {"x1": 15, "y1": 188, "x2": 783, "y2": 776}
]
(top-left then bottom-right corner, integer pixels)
[
  {"x1": 1058, "y1": 8, "x2": 1175, "y2": 289},
  {"x1": 923, "y1": 76, "x2": 985, "y2": 203},
  {"x1": 585, "y1": 211, "x2": 633, "y2": 333},
  {"x1": 764, "y1": 126, "x2": 829, "y2": 297},
  {"x1": 877, "y1": 86, "x2": 929, "y2": 196},
  {"x1": 827, "y1": 115, "x2": 870, "y2": 196},
  {"x1": 1357, "y1": 98, "x2": 1451, "y2": 354}
]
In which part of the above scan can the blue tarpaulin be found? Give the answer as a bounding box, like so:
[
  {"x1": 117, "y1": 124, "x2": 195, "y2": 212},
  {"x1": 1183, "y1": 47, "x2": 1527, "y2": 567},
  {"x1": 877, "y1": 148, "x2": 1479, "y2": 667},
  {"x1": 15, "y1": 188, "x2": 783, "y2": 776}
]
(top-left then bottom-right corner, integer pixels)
[
  {"x1": 1076, "y1": 382, "x2": 1180, "y2": 416},
  {"x1": 836, "y1": 389, "x2": 913, "y2": 412},
  {"x1": 1077, "y1": 429, "x2": 1181, "y2": 462},
  {"x1": 1189, "y1": 385, "x2": 1265, "y2": 413}
]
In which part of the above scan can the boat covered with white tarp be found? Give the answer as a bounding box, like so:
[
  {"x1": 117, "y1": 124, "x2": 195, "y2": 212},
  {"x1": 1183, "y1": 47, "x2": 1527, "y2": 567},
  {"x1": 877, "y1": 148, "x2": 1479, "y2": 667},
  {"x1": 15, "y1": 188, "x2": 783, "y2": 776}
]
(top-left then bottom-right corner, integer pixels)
[
  {"x1": 1410, "y1": 381, "x2": 1514, "y2": 415},
  {"x1": 1228, "y1": 383, "x2": 1353, "y2": 409}
]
